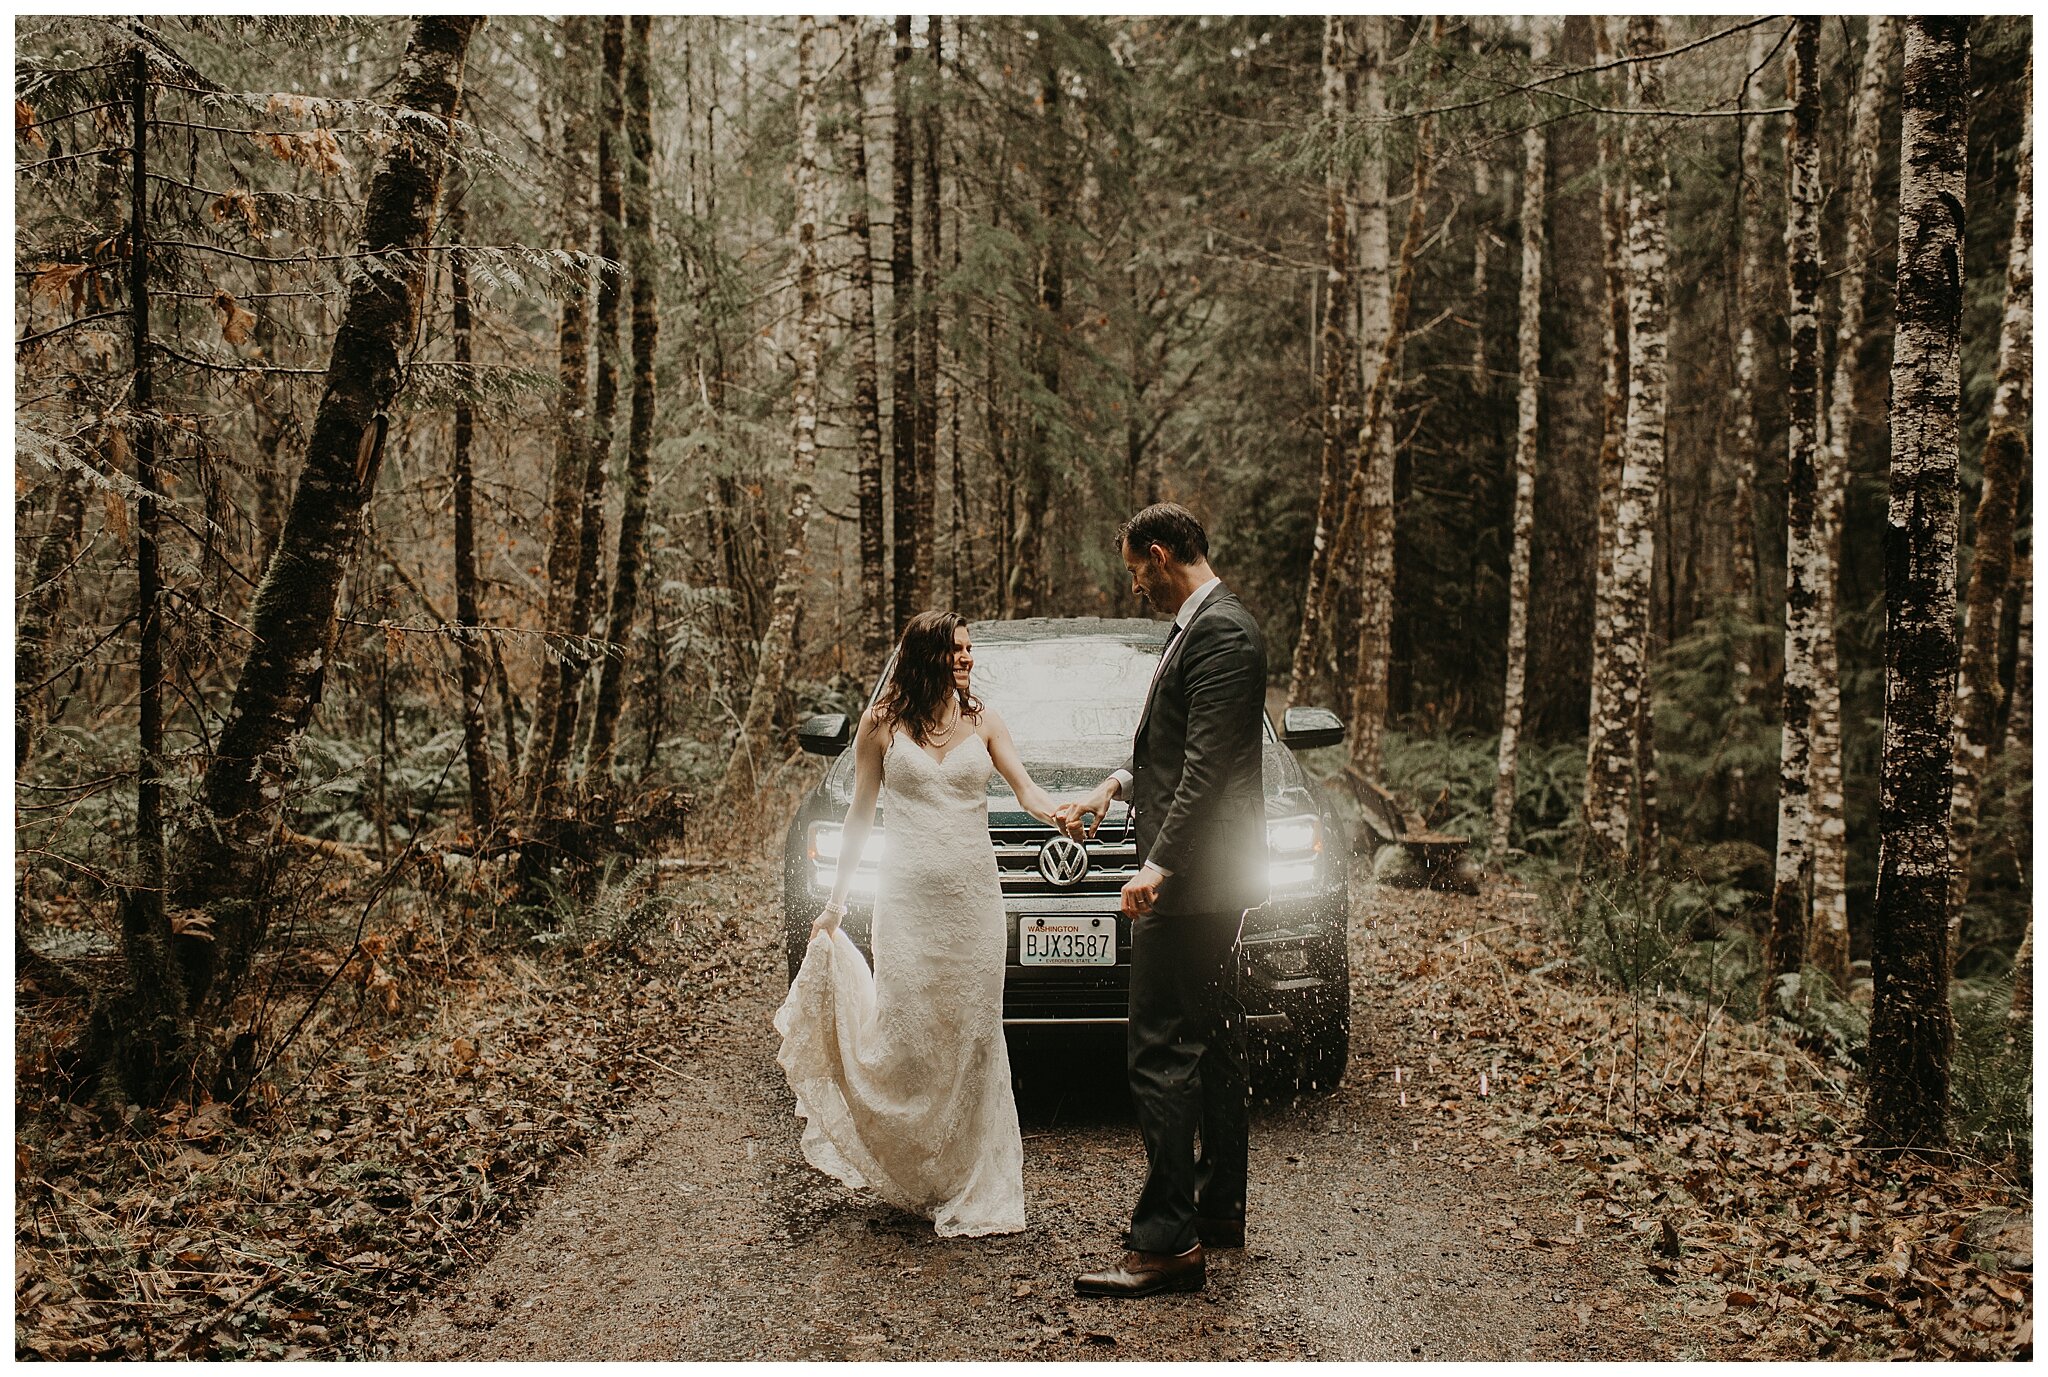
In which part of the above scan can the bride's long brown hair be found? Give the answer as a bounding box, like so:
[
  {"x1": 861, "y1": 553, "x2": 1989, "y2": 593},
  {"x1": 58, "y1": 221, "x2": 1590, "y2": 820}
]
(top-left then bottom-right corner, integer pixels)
[{"x1": 875, "y1": 611, "x2": 982, "y2": 746}]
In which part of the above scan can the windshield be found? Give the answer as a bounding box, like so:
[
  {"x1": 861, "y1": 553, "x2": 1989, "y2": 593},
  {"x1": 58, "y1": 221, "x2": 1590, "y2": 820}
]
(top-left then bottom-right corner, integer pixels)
[{"x1": 966, "y1": 635, "x2": 1162, "y2": 757}]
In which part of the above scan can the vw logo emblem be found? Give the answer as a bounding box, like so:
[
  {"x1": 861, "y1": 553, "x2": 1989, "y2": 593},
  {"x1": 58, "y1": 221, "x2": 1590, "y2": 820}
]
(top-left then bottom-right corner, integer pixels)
[{"x1": 1037, "y1": 835, "x2": 1089, "y2": 887}]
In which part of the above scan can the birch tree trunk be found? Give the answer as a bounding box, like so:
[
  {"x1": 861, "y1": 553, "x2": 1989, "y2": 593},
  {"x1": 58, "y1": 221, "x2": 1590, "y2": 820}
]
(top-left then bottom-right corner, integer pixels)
[
  {"x1": 176, "y1": 15, "x2": 480, "y2": 1026},
  {"x1": 1489, "y1": 17, "x2": 1550, "y2": 862},
  {"x1": 716, "y1": 15, "x2": 821, "y2": 804},
  {"x1": 1947, "y1": 60, "x2": 2032, "y2": 955},
  {"x1": 843, "y1": 20, "x2": 889, "y2": 664},
  {"x1": 1812, "y1": 16, "x2": 1902, "y2": 988},
  {"x1": 1583, "y1": 15, "x2": 1629, "y2": 844},
  {"x1": 889, "y1": 15, "x2": 918, "y2": 634},
  {"x1": 1287, "y1": 14, "x2": 1354, "y2": 708},
  {"x1": 523, "y1": 17, "x2": 596, "y2": 809},
  {"x1": 1583, "y1": 15, "x2": 1669, "y2": 868},
  {"x1": 1865, "y1": 16, "x2": 1967, "y2": 1153},
  {"x1": 1763, "y1": 18, "x2": 1824, "y2": 998},
  {"x1": 1470, "y1": 153, "x2": 1492, "y2": 383},
  {"x1": 1727, "y1": 24, "x2": 1771, "y2": 649},
  {"x1": 448, "y1": 191, "x2": 495, "y2": 833},
  {"x1": 586, "y1": 16, "x2": 661, "y2": 774},
  {"x1": 1339, "y1": 17, "x2": 1434, "y2": 780}
]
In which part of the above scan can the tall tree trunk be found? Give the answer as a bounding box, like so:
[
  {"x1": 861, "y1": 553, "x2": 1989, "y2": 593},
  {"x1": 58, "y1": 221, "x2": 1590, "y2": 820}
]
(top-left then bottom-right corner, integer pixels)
[
  {"x1": 1947, "y1": 59, "x2": 2032, "y2": 957},
  {"x1": 1583, "y1": 15, "x2": 1630, "y2": 837},
  {"x1": 1727, "y1": 24, "x2": 1771, "y2": 650},
  {"x1": 1009, "y1": 63, "x2": 1063, "y2": 618},
  {"x1": 1763, "y1": 18, "x2": 1825, "y2": 999},
  {"x1": 1287, "y1": 14, "x2": 1354, "y2": 709},
  {"x1": 915, "y1": 15, "x2": 941, "y2": 615},
  {"x1": 110, "y1": 44, "x2": 186, "y2": 1093},
  {"x1": 1335, "y1": 17, "x2": 1423, "y2": 778},
  {"x1": 1865, "y1": 16, "x2": 1967, "y2": 1154},
  {"x1": 587, "y1": 16, "x2": 661, "y2": 774},
  {"x1": 843, "y1": 20, "x2": 888, "y2": 665},
  {"x1": 1584, "y1": 15, "x2": 1669, "y2": 868},
  {"x1": 889, "y1": 15, "x2": 919, "y2": 634},
  {"x1": 716, "y1": 15, "x2": 821, "y2": 804},
  {"x1": 171, "y1": 15, "x2": 479, "y2": 1038},
  {"x1": 1812, "y1": 17, "x2": 1903, "y2": 988},
  {"x1": 1469, "y1": 154, "x2": 1492, "y2": 382},
  {"x1": 569, "y1": 17, "x2": 627, "y2": 773},
  {"x1": 523, "y1": 16, "x2": 596, "y2": 809},
  {"x1": 449, "y1": 190, "x2": 495, "y2": 834},
  {"x1": 1489, "y1": 17, "x2": 1550, "y2": 862}
]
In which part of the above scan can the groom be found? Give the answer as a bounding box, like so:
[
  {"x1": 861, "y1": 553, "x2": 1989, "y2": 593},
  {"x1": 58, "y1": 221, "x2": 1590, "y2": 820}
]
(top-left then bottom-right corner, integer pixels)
[{"x1": 1058, "y1": 503, "x2": 1268, "y2": 1298}]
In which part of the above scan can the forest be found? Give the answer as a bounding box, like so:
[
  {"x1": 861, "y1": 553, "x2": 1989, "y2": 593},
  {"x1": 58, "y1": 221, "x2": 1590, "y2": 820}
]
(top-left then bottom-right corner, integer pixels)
[{"x1": 12, "y1": 14, "x2": 2034, "y2": 1360}]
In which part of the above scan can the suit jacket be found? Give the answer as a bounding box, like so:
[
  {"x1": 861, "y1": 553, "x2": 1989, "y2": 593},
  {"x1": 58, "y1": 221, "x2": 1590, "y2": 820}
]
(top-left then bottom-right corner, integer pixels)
[{"x1": 1124, "y1": 584, "x2": 1269, "y2": 917}]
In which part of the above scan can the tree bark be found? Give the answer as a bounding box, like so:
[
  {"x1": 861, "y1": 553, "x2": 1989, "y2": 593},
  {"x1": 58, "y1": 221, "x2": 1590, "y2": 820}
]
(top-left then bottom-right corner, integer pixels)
[
  {"x1": 179, "y1": 15, "x2": 480, "y2": 1016},
  {"x1": 1334, "y1": 16, "x2": 1427, "y2": 779},
  {"x1": 1763, "y1": 18, "x2": 1824, "y2": 999},
  {"x1": 523, "y1": 16, "x2": 596, "y2": 810},
  {"x1": 1286, "y1": 14, "x2": 1355, "y2": 709},
  {"x1": 1727, "y1": 24, "x2": 1771, "y2": 650},
  {"x1": 1009, "y1": 62, "x2": 1063, "y2": 619},
  {"x1": 915, "y1": 15, "x2": 941, "y2": 617},
  {"x1": 1583, "y1": 15, "x2": 1630, "y2": 836},
  {"x1": 1811, "y1": 17, "x2": 1902, "y2": 988},
  {"x1": 1489, "y1": 17, "x2": 1550, "y2": 862},
  {"x1": 844, "y1": 20, "x2": 889, "y2": 664},
  {"x1": 1947, "y1": 59, "x2": 2031, "y2": 957},
  {"x1": 1583, "y1": 15, "x2": 1669, "y2": 869},
  {"x1": 586, "y1": 16, "x2": 660, "y2": 774},
  {"x1": 716, "y1": 15, "x2": 821, "y2": 804},
  {"x1": 1865, "y1": 16, "x2": 1966, "y2": 1154},
  {"x1": 448, "y1": 190, "x2": 494, "y2": 834},
  {"x1": 2006, "y1": 553, "x2": 2033, "y2": 754},
  {"x1": 889, "y1": 15, "x2": 919, "y2": 634},
  {"x1": 568, "y1": 16, "x2": 627, "y2": 773}
]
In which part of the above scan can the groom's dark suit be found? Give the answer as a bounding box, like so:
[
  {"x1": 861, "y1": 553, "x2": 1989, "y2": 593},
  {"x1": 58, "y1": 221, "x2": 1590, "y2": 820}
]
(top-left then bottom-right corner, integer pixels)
[{"x1": 1117, "y1": 581, "x2": 1267, "y2": 1255}]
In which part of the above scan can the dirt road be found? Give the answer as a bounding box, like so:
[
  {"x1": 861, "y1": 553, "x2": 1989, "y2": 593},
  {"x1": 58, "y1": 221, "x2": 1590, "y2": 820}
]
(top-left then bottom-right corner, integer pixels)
[{"x1": 400, "y1": 886, "x2": 1686, "y2": 1360}]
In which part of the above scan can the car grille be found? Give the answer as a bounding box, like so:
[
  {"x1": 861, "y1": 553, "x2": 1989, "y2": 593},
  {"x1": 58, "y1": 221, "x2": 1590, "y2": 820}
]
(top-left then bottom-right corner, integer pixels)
[{"x1": 992, "y1": 821, "x2": 1141, "y2": 897}]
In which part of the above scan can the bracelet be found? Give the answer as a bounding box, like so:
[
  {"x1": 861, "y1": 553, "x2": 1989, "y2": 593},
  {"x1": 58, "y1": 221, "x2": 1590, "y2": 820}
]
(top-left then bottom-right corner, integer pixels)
[{"x1": 822, "y1": 900, "x2": 848, "y2": 916}]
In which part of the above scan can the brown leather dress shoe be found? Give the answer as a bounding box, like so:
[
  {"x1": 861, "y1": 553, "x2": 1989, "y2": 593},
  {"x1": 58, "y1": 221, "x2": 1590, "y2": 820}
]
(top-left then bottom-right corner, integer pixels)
[
  {"x1": 1074, "y1": 1244, "x2": 1205, "y2": 1297},
  {"x1": 1195, "y1": 1216, "x2": 1245, "y2": 1249}
]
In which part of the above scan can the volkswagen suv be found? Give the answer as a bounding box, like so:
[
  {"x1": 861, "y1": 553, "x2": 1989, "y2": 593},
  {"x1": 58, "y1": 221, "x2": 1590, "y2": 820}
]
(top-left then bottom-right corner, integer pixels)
[{"x1": 780, "y1": 617, "x2": 1352, "y2": 1091}]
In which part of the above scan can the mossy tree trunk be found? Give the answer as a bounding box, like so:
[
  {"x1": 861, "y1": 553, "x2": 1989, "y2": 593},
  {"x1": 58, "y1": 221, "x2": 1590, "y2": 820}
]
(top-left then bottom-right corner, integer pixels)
[
  {"x1": 149, "y1": 16, "x2": 481, "y2": 1099},
  {"x1": 586, "y1": 16, "x2": 661, "y2": 775}
]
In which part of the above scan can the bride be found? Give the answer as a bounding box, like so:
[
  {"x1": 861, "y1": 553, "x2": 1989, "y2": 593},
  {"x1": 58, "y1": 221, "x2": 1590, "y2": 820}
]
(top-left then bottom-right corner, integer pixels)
[{"x1": 773, "y1": 610, "x2": 1066, "y2": 1237}]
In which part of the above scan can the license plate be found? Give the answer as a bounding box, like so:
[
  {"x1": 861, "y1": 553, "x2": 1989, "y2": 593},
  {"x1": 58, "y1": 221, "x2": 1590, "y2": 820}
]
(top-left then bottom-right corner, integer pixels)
[{"x1": 1018, "y1": 915, "x2": 1116, "y2": 966}]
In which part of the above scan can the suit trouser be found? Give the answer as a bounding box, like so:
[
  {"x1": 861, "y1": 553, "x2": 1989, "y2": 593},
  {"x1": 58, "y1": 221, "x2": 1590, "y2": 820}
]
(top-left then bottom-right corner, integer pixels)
[{"x1": 1124, "y1": 907, "x2": 1249, "y2": 1255}]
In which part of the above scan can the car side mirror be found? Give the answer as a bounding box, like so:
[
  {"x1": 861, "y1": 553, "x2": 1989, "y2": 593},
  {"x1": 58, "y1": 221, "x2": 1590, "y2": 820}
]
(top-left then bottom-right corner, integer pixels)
[
  {"x1": 1280, "y1": 706, "x2": 1345, "y2": 751},
  {"x1": 797, "y1": 713, "x2": 853, "y2": 757}
]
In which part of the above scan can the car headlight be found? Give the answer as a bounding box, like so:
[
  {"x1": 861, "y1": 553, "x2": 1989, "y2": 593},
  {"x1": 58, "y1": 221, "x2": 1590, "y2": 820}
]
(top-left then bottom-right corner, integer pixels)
[
  {"x1": 1266, "y1": 815, "x2": 1321, "y2": 856},
  {"x1": 1265, "y1": 814, "x2": 1322, "y2": 894},
  {"x1": 809, "y1": 823, "x2": 881, "y2": 896}
]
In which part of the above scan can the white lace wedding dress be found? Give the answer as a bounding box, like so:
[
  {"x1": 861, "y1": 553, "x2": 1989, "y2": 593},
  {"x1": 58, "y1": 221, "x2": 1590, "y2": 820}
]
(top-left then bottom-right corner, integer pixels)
[{"x1": 773, "y1": 728, "x2": 1026, "y2": 1237}]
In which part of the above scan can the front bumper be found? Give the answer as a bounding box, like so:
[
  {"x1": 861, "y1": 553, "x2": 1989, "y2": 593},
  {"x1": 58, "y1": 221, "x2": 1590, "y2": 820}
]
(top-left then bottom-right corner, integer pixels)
[{"x1": 794, "y1": 887, "x2": 1346, "y2": 1033}]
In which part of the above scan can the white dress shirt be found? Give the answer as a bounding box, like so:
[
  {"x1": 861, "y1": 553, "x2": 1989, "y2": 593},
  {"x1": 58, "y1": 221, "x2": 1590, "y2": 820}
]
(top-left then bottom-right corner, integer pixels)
[{"x1": 1109, "y1": 576, "x2": 1222, "y2": 878}]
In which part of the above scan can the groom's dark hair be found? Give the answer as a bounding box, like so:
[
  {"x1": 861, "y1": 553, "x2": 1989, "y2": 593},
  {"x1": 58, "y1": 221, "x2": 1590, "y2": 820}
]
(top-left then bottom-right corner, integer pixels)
[{"x1": 1115, "y1": 503, "x2": 1208, "y2": 566}]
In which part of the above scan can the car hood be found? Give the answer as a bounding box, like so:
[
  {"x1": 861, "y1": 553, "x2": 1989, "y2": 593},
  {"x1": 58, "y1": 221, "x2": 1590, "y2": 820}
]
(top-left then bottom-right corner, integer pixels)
[{"x1": 812, "y1": 740, "x2": 1324, "y2": 821}]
